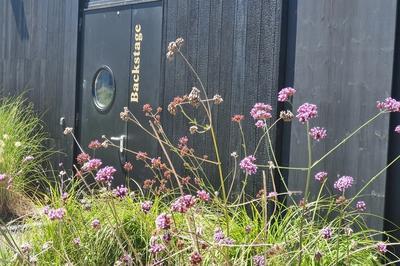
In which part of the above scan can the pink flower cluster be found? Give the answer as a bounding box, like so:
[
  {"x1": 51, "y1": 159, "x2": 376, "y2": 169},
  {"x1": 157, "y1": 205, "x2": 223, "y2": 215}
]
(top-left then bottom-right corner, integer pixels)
[
  {"x1": 156, "y1": 213, "x2": 172, "y2": 230},
  {"x1": 395, "y1": 125, "x2": 400, "y2": 134},
  {"x1": 91, "y1": 219, "x2": 101, "y2": 230},
  {"x1": 356, "y1": 200, "x2": 366, "y2": 211},
  {"x1": 190, "y1": 251, "x2": 202, "y2": 265},
  {"x1": 296, "y1": 103, "x2": 318, "y2": 123},
  {"x1": 250, "y1": 103, "x2": 272, "y2": 120},
  {"x1": 95, "y1": 166, "x2": 116, "y2": 184},
  {"x1": 149, "y1": 236, "x2": 166, "y2": 254},
  {"x1": 22, "y1": 155, "x2": 34, "y2": 163},
  {"x1": 171, "y1": 194, "x2": 196, "y2": 213},
  {"x1": 0, "y1": 174, "x2": 5, "y2": 182},
  {"x1": 377, "y1": 97, "x2": 400, "y2": 112},
  {"x1": 141, "y1": 201, "x2": 153, "y2": 214},
  {"x1": 253, "y1": 255, "x2": 265, "y2": 266},
  {"x1": 377, "y1": 242, "x2": 387, "y2": 254},
  {"x1": 214, "y1": 227, "x2": 235, "y2": 245},
  {"x1": 88, "y1": 139, "x2": 102, "y2": 150},
  {"x1": 314, "y1": 171, "x2": 328, "y2": 182},
  {"x1": 47, "y1": 208, "x2": 66, "y2": 221},
  {"x1": 239, "y1": 155, "x2": 257, "y2": 175},
  {"x1": 320, "y1": 227, "x2": 333, "y2": 239},
  {"x1": 113, "y1": 185, "x2": 128, "y2": 199},
  {"x1": 82, "y1": 158, "x2": 102, "y2": 172},
  {"x1": 255, "y1": 120, "x2": 266, "y2": 128},
  {"x1": 197, "y1": 190, "x2": 210, "y2": 202},
  {"x1": 309, "y1": 127, "x2": 327, "y2": 141},
  {"x1": 278, "y1": 87, "x2": 296, "y2": 102},
  {"x1": 334, "y1": 175, "x2": 354, "y2": 192}
]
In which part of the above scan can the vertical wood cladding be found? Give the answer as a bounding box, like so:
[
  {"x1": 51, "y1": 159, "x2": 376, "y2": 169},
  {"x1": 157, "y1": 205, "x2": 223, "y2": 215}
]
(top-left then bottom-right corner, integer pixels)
[
  {"x1": 0, "y1": 0, "x2": 80, "y2": 169},
  {"x1": 161, "y1": 0, "x2": 284, "y2": 195},
  {"x1": 287, "y1": 0, "x2": 397, "y2": 231}
]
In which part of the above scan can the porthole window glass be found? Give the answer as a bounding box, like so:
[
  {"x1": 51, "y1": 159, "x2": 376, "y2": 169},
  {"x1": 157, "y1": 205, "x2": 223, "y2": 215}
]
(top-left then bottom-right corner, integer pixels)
[{"x1": 93, "y1": 66, "x2": 115, "y2": 111}]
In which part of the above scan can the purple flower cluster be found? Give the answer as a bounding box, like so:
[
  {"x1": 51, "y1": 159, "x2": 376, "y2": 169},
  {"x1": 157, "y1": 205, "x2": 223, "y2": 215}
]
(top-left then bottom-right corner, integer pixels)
[
  {"x1": 189, "y1": 251, "x2": 202, "y2": 265},
  {"x1": 22, "y1": 155, "x2": 34, "y2": 163},
  {"x1": 47, "y1": 208, "x2": 66, "y2": 221},
  {"x1": 82, "y1": 159, "x2": 102, "y2": 172},
  {"x1": 171, "y1": 194, "x2": 196, "y2": 213},
  {"x1": 377, "y1": 97, "x2": 400, "y2": 112},
  {"x1": 91, "y1": 219, "x2": 101, "y2": 230},
  {"x1": 113, "y1": 185, "x2": 128, "y2": 199},
  {"x1": 395, "y1": 125, "x2": 400, "y2": 134},
  {"x1": 149, "y1": 236, "x2": 165, "y2": 254},
  {"x1": 62, "y1": 192, "x2": 69, "y2": 201},
  {"x1": 278, "y1": 87, "x2": 296, "y2": 102},
  {"x1": 156, "y1": 213, "x2": 172, "y2": 230},
  {"x1": 320, "y1": 227, "x2": 333, "y2": 240},
  {"x1": 255, "y1": 120, "x2": 266, "y2": 128},
  {"x1": 314, "y1": 171, "x2": 328, "y2": 182},
  {"x1": 20, "y1": 243, "x2": 32, "y2": 254},
  {"x1": 377, "y1": 242, "x2": 387, "y2": 253},
  {"x1": 73, "y1": 238, "x2": 81, "y2": 246},
  {"x1": 141, "y1": 201, "x2": 153, "y2": 214},
  {"x1": 250, "y1": 103, "x2": 272, "y2": 120},
  {"x1": 253, "y1": 255, "x2": 265, "y2": 266},
  {"x1": 356, "y1": 200, "x2": 367, "y2": 211},
  {"x1": 117, "y1": 254, "x2": 133, "y2": 264},
  {"x1": 0, "y1": 174, "x2": 5, "y2": 182},
  {"x1": 197, "y1": 190, "x2": 210, "y2": 202},
  {"x1": 239, "y1": 155, "x2": 257, "y2": 175},
  {"x1": 88, "y1": 139, "x2": 102, "y2": 150},
  {"x1": 334, "y1": 175, "x2": 354, "y2": 192},
  {"x1": 95, "y1": 166, "x2": 116, "y2": 184},
  {"x1": 213, "y1": 228, "x2": 235, "y2": 245},
  {"x1": 309, "y1": 127, "x2": 327, "y2": 141},
  {"x1": 296, "y1": 103, "x2": 318, "y2": 123}
]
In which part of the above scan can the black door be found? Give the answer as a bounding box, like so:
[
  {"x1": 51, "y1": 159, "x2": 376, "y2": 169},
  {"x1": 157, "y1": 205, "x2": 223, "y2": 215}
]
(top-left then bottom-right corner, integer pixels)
[{"x1": 78, "y1": 2, "x2": 163, "y2": 184}]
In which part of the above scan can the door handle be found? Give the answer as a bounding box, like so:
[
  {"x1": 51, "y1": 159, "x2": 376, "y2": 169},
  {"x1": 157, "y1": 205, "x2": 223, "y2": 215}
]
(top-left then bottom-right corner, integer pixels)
[{"x1": 111, "y1": 135, "x2": 126, "y2": 153}]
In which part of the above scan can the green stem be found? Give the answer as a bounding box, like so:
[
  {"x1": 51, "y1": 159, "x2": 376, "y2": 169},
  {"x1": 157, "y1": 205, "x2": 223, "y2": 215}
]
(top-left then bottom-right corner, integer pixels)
[
  {"x1": 312, "y1": 179, "x2": 327, "y2": 221},
  {"x1": 299, "y1": 121, "x2": 312, "y2": 266},
  {"x1": 345, "y1": 152, "x2": 400, "y2": 209},
  {"x1": 304, "y1": 121, "x2": 312, "y2": 202},
  {"x1": 311, "y1": 112, "x2": 383, "y2": 169},
  {"x1": 266, "y1": 129, "x2": 296, "y2": 204}
]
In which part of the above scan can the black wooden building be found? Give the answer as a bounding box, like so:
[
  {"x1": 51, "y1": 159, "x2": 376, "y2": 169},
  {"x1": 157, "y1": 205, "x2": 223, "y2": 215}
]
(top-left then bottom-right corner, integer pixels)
[{"x1": 1, "y1": 0, "x2": 400, "y2": 251}]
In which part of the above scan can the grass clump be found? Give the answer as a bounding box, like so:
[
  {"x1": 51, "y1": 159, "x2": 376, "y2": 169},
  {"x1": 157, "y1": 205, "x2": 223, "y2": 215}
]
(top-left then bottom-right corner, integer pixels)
[{"x1": 0, "y1": 95, "x2": 50, "y2": 220}]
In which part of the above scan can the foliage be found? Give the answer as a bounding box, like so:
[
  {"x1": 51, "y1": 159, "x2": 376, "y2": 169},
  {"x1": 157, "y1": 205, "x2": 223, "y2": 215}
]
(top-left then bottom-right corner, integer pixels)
[
  {"x1": 0, "y1": 95, "x2": 50, "y2": 219},
  {"x1": 1, "y1": 39, "x2": 400, "y2": 265}
]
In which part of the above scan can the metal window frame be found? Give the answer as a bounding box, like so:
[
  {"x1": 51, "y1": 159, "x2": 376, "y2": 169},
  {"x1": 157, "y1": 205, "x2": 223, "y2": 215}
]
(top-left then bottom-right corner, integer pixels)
[{"x1": 84, "y1": 0, "x2": 160, "y2": 11}]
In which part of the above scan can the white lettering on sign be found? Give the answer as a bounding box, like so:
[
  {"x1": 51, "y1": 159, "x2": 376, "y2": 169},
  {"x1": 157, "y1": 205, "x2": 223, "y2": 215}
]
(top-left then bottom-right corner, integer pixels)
[{"x1": 131, "y1": 24, "x2": 142, "y2": 102}]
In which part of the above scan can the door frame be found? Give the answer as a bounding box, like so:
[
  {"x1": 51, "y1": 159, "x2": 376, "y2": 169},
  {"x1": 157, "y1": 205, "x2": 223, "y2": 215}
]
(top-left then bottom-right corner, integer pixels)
[{"x1": 74, "y1": 0, "x2": 164, "y2": 165}]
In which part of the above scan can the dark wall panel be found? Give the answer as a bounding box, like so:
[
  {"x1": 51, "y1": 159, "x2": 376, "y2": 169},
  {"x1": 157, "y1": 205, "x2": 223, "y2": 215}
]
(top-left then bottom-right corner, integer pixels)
[
  {"x1": 161, "y1": 0, "x2": 284, "y2": 195},
  {"x1": 287, "y1": 0, "x2": 397, "y2": 230},
  {"x1": 0, "y1": 0, "x2": 80, "y2": 169}
]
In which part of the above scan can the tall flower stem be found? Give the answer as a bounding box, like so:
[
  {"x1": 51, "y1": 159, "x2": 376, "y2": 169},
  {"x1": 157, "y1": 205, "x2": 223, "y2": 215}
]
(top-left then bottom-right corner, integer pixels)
[
  {"x1": 262, "y1": 170, "x2": 268, "y2": 261},
  {"x1": 304, "y1": 121, "x2": 313, "y2": 201},
  {"x1": 311, "y1": 112, "x2": 383, "y2": 169},
  {"x1": 266, "y1": 128, "x2": 296, "y2": 204},
  {"x1": 298, "y1": 121, "x2": 312, "y2": 266},
  {"x1": 177, "y1": 50, "x2": 229, "y2": 233},
  {"x1": 336, "y1": 199, "x2": 345, "y2": 265}
]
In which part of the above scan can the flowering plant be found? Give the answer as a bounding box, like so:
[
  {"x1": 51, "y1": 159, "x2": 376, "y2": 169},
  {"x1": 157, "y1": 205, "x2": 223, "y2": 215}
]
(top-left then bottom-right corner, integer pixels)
[{"x1": 1, "y1": 38, "x2": 400, "y2": 265}]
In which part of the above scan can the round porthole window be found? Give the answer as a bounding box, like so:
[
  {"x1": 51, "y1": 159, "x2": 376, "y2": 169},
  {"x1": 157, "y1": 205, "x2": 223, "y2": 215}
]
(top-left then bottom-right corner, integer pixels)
[{"x1": 92, "y1": 66, "x2": 115, "y2": 112}]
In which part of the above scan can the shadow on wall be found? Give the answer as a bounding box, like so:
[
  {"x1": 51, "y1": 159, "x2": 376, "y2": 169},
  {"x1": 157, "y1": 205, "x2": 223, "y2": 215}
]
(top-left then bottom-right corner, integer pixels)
[{"x1": 10, "y1": 0, "x2": 29, "y2": 40}]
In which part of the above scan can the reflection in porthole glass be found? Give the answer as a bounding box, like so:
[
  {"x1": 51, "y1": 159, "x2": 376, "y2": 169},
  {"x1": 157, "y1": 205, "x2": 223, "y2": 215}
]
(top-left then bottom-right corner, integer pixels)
[{"x1": 93, "y1": 67, "x2": 115, "y2": 111}]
